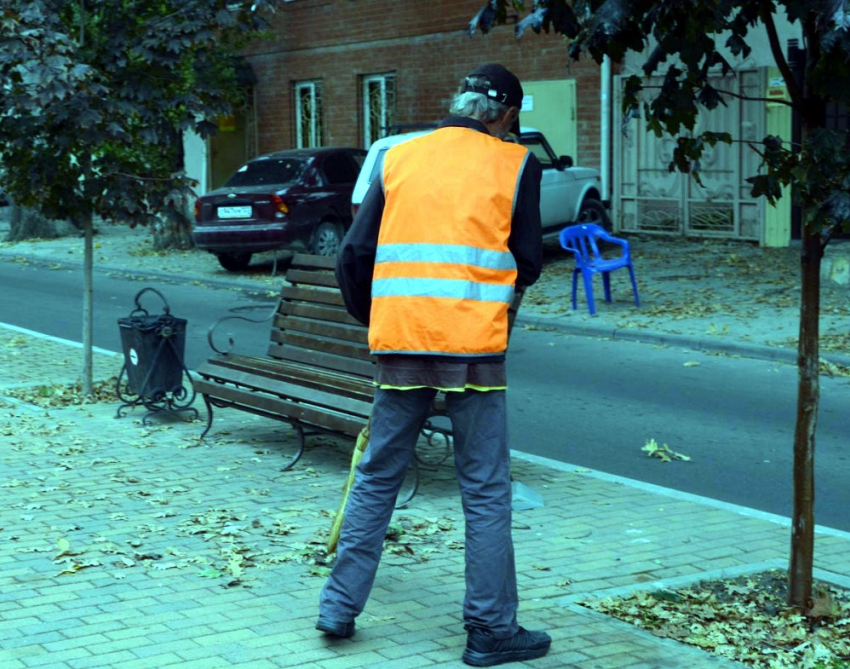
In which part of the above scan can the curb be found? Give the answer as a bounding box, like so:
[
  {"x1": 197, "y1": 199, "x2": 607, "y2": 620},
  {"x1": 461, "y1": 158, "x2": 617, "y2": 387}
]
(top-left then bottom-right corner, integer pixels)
[
  {"x1": 513, "y1": 310, "x2": 850, "y2": 369},
  {"x1": 0, "y1": 248, "x2": 283, "y2": 295}
]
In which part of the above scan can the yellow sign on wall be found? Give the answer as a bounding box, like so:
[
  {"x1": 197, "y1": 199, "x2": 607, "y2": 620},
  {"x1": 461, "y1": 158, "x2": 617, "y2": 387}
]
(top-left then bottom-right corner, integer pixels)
[
  {"x1": 766, "y1": 76, "x2": 788, "y2": 106},
  {"x1": 218, "y1": 115, "x2": 237, "y2": 132}
]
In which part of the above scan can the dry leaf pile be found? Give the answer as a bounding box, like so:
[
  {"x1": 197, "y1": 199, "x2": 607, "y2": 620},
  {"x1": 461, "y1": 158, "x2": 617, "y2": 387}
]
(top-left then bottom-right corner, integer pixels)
[
  {"x1": 6, "y1": 419, "x2": 463, "y2": 589},
  {"x1": 820, "y1": 333, "x2": 850, "y2": 354},
  {"x1": 2, "y1": 371, "x2": 469, "y2": 592},
  {"x1": 820, "y1": 357, "x2": 850, "y2": 378},
  {"x1": 168, "y1": 506, "x2": 458, "y2": 585},
  {"x1": 580, "y1": 569, "x2": 850, "y2": 669},
  {"x1": 5, "y1": 377, "x2": 119, "y2": 407}
]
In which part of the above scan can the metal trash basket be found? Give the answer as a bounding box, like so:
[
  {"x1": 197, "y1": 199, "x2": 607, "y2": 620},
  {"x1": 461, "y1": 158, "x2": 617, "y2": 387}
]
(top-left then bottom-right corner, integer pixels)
[{"x1": 117, "y1": 288, "x2": 187, "y2": 401}]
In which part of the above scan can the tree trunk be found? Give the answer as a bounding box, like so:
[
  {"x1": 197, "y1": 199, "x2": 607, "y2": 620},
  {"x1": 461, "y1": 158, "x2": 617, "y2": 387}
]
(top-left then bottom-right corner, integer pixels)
[
  {"x1": 77, "y1": 1, "x2": 93, "y2": 397},
  {"x1": 81, "y1": 212, "x2": 94, "y2": 396},
  {"x1": 152, "y1": 126, "x2": 195, "y2": 251},
  {"x1": 4, "y1": 205, "x2": 63, "y2": 241},
  {"x1": 152, "y1": 196, "x2": 195, "y2": 250},
  {"x1": 788, "y1": 225, "x2": 821, "y2": 607}
]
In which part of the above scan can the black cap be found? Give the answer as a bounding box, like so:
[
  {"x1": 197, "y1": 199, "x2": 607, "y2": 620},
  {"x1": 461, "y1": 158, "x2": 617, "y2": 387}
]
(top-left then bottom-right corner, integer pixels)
[{"x1": 460, "y1": 63, "x2": 523, "y2": 136}]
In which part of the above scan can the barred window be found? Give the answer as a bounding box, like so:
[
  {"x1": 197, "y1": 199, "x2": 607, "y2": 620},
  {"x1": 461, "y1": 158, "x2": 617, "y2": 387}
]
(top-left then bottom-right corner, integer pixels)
[
  {"x1": 294, "y1": 80, "x2": 324, "y2": 148},
  {"x1": 362, "y1": 73, "x2": 396, "y2": 148}
]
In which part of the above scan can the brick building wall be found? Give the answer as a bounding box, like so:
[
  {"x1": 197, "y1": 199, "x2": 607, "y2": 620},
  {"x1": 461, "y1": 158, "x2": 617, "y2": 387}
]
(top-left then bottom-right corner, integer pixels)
[{"x1": 247, "y1": 0, "x2": 603, "y2": 167}]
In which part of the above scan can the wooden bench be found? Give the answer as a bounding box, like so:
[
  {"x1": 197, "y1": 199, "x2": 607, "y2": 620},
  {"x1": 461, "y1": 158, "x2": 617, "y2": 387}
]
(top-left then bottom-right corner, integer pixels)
[
  {"x1": 195, "y1": 253, "x2": 523, "y2": 505},
  {"x1": 193, "y1": 253, "x2": 451, "y2": 505}
]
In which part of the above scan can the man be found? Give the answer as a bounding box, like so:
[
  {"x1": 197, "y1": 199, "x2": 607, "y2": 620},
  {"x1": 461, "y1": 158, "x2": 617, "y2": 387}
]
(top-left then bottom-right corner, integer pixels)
[{"x1": 318, "y1": 63, "x2": 549, "y2": 667}]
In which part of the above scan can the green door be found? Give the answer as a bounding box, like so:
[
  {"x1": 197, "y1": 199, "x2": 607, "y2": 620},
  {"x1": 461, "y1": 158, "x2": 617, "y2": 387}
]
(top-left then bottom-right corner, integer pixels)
[
  {"x1": 520, "y1": 79, "x2": 577, "y2": 161},
  {"x1": 209, "y1": 110, "x2": 250, "y2": 191}
]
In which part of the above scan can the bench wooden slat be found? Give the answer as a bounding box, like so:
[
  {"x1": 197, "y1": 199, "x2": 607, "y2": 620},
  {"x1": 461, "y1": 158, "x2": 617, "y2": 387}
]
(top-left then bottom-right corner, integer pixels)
[
  {"x1": 286, "y1": 268, "x2": 340, "y2": 289},
  {"x1": 194, "y1": 378, "x2": 366, "y2": 437},
  {"x1": 201, "y1": 355, "x2": 376, "y2": 401},
  {"x1": 265, "y1": 343, "x2": 376, "y2": 378},
  {"x1": 273, "y1": 313, "x2": 369, "y2": 345},
  {"x1": 291, "y1": 253, "x2": 336, "y2": 271},
  {"x1": 278, "y1": 301, "x2": 362, "y2": 327},
  {"x1": 269, "y1": 330, "x2": 373, "y2": 362},
  {"x1": 280, "y1": 285, "x2": 345, "y2": 308},
  {"x1": 199, "y1": 357, "x2": 369, "y2": 398},
  {"x1": 196, "y1": 363, "x2": 373, "y2": 417}
]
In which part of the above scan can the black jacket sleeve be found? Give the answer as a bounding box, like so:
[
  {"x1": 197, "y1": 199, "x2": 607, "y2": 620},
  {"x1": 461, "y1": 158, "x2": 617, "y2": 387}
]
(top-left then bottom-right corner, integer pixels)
[
  {"x1": 334, "y1": 178, "x2": 384, "y2": 325},
  {"x1": 509, "y1": 153, "x2": 543, "y2": 289}
]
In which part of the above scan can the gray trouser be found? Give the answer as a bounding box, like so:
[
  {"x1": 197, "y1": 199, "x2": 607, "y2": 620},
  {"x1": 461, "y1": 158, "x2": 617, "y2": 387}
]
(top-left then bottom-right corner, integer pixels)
[{"x1": 319, "y1": 386, "x2": 519, "y2": 637}]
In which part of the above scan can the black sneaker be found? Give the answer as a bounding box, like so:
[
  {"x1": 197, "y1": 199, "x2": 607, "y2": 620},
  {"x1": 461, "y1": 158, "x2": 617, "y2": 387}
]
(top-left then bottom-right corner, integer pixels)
[
  {"x1": 462, "y1": 626, "x2": 551, "y2": 666},
  {"x1": 316, "y1": 616, "x2": 355, "y2": 638}
]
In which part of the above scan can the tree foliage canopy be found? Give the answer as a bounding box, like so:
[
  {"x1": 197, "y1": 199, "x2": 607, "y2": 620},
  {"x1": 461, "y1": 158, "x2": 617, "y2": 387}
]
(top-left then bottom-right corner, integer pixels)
[
  {"x1": 472, "y1": 0, "x2": 850, "y2": 237},
  {"x1": 0, "y1": 1, "x2": 280, "y2": 227}
]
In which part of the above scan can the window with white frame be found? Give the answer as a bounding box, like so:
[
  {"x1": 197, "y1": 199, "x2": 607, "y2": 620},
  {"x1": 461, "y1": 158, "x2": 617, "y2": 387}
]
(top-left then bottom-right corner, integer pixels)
[
  {"x1": 362, "y1": 73, "x2": 396, "y2": 148},
  {"x1": 294, "y1": 80, "x2": 323, "y2": 148}
]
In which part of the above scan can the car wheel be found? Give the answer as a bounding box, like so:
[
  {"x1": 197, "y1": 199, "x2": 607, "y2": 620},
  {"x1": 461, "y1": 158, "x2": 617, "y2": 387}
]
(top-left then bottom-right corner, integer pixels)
[
  {"x1": 216, "y1": 252, "x2": 253, "y2": 271},
  {"x1": 577, "y1": 198, "x2": 611, "y2": 231},
  {"x1": 311, "y1": 221, "x2": 343, "y2": 257}
]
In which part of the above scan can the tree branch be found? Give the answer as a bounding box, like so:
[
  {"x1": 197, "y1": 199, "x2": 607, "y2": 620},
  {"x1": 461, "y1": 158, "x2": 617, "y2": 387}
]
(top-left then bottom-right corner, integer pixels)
[
  {"x1": 105, "y1": 172, "x2": 178, "y2": 182},
  {"x1": 640, "y1": 84, "x2": 794, "y2": 108},
  {"x1": 761, "y1": 4, "x2": 804, "y2": 108},
  {"x1": 713, "y1": 89, "x2": 794, "y2": 108},
  {"x1": 820, "y1": 223, "x2": 838, "y2": 250}
]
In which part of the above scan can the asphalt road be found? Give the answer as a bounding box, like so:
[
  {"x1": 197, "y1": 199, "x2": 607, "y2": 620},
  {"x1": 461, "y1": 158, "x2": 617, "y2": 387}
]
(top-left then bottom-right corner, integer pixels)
[
  {"x1": 506, "y1": 328, "x2": 850, "y2": 531},
  {"x1": 0, "y1": 259, "x2": 273, "y2": 364},
  {"x1": 2, "y1": 258, "x2": 849, "y2": 532}
]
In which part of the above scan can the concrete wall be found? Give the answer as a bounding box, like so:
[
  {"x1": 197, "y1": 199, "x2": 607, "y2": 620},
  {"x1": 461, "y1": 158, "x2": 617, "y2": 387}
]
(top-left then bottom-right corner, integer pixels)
[{"x1": 183, "y1": 131, "x2": 208, "y2": 200}]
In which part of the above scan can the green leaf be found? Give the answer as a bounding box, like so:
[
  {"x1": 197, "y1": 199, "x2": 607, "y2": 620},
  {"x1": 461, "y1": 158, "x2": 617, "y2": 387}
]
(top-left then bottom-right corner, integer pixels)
[{"x1": 0, "y1": 0, "x2": 278, "y2": 228}]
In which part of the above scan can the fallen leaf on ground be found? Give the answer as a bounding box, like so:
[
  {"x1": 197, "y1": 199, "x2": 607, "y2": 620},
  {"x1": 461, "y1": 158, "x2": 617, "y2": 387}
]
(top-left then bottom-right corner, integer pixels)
[
  {"x1": 642, "y1": 439, "x2": 691, "y2": 463},
  {"x1": 55, "y1": 537, "x2": 72, "y2": 558},
  {"x1": 579, "y1": 569, "x2": 850, "y2": 669}
]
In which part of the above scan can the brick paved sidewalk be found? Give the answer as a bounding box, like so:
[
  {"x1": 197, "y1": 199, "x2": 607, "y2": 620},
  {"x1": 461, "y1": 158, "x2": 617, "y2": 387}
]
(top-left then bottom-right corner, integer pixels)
[{"x1": 2, "y1": 324, "x2": 850, "y2": 669}]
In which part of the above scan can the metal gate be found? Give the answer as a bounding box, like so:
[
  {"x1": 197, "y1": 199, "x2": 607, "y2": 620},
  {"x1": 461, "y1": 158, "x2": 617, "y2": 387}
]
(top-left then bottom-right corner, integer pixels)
[{"x1": 614, "y1": 69, "x2": 765, "y2": 240}]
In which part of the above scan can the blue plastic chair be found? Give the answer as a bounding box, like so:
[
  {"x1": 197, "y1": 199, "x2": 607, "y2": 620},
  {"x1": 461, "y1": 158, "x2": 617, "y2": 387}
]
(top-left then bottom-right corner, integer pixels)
[{"x1": 558, "y1": 223, "x2": 640, "y2": 316}]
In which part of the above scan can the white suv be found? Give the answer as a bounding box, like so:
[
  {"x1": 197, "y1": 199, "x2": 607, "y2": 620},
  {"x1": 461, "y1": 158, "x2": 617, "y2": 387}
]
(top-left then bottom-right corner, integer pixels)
[{"x1": 351, "y1": 127, "x2": 610, "y2": 236}]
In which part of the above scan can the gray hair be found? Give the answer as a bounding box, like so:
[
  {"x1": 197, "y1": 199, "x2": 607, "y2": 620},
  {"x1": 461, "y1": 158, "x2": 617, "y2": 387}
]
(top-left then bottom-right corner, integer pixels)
[{"x1": 449, "y1": 75, "x2": 510, "y2": 123}]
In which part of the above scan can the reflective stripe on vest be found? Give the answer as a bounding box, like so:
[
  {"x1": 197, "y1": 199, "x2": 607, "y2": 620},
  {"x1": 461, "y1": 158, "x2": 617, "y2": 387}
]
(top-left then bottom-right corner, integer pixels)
[
  {"x1": 369, "y1": 126, "x2": 528, "y2": 356},
  {"x1": 376, "y1": 242, "x2": 517, "y2": 270},
  {"x1": 373, "y1": 276, "x2": 515, "y2": 304}
]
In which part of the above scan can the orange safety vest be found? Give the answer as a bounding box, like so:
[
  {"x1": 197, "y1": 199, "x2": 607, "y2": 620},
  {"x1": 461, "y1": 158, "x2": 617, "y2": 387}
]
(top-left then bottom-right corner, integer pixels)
[{"x1": 369, "y1": 126, "x2": 529, "y2": 356}]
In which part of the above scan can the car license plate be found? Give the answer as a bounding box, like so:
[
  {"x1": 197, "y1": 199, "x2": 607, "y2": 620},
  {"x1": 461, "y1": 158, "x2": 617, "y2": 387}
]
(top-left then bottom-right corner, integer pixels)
[{"x1": 217, "y1": 205, "x2": 252, "y2": 219}]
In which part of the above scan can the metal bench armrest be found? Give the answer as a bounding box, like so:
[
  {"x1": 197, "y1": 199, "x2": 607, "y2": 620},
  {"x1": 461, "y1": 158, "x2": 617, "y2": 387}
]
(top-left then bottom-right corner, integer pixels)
[{"x1": 207, "y1": 303, "x2": 278, "y2": 355}]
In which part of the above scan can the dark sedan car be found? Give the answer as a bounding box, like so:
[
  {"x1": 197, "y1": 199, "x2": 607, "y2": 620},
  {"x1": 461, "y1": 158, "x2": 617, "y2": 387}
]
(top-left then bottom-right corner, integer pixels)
[{"x1": 193, "y1": 147, "x2": 366, "y2": 271}]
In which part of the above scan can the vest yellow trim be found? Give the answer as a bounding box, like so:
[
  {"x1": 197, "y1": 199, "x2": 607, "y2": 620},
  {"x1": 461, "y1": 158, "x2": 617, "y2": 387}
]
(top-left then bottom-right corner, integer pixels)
[{"x1": 375, "y1": 382, "x2": 507, "y2": 392}]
